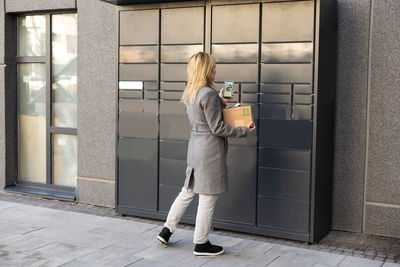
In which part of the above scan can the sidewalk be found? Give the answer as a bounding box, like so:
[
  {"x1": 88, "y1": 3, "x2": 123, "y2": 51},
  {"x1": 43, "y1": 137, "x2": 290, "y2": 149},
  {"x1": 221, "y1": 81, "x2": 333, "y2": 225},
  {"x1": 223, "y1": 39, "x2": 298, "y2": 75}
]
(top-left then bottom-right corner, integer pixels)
[{"x1": 0, "y1": 192, "x2": 399, "y2": 267}]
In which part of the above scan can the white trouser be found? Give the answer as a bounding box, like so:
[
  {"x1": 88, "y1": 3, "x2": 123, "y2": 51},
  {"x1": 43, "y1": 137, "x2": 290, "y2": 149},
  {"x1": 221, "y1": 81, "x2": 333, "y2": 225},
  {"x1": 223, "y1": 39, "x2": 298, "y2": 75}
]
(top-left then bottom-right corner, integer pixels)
[{"x1": 163, "y1": 186, "x2": 220, "y2": 244}]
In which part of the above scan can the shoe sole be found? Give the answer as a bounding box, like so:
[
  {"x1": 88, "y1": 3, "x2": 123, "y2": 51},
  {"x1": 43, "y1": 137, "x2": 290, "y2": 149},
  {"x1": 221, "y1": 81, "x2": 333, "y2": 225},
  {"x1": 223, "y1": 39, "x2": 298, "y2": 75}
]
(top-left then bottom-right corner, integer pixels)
[
  {"x1": 193, "y1": 249, "x2": 224, "y2": 256},
  {"x1": 156, "y1": 236, "x2": 169, "y2": 245}
]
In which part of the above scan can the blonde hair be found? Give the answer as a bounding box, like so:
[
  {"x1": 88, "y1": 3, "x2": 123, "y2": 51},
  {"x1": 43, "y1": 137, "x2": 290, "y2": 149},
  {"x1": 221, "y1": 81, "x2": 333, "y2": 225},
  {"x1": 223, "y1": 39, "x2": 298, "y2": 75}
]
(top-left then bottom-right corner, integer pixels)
[{"x1": 181, "y1": 51, "x2": 216, "y2": 105}]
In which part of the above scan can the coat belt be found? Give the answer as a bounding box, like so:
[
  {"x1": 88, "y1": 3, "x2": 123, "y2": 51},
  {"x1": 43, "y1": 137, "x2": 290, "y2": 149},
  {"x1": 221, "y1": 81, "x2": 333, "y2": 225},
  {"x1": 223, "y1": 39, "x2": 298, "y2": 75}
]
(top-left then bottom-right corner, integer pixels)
[{"x1": 191, "y1": 124, "x2": 211, "y2": 132}]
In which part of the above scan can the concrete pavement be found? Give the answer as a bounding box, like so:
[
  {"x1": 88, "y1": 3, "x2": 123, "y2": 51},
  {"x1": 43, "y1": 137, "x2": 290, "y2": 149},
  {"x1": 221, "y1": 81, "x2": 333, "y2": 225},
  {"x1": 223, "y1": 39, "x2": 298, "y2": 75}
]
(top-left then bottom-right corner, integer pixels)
[{"x1": 0, "y1": 198, "x2": 399, "y2": 267}]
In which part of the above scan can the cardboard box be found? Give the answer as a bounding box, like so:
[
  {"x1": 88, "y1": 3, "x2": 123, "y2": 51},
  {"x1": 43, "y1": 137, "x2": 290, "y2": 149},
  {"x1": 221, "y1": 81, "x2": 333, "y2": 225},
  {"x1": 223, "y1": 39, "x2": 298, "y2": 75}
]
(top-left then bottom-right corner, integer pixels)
[{"x1": 223, "y1": 105, "x2": 253, "y2": 128}]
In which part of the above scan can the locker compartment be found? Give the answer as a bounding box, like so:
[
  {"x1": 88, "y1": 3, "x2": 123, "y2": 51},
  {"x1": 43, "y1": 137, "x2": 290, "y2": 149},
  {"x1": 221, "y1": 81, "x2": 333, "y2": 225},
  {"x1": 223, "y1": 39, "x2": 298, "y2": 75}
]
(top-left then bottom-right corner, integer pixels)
[
  {"x1": 119, "y1": 90, "x2": 142, "y2": 99},
  {"x1": 215, "y1": 64, "x2": 258, "y2": 83},
  {"x1": 212, "y1": 44, "x2": 258, "y2": 63},
  {"x1": 241, "y1": 83, "x2": 258, "y2": 93},
  {"x1": 261, "y1": 84, "x2": 291, "y2": 94},
  {"x1": 259, "y1": 148, "x2": 311, "y2": 171},
  {"x1": 212, "y1": 4, "x2": 259, "y2": 43},
  {"x1": 161, "y1": 45, "x2": 203, "y2": 63},
  {"x1": 294, "y1": 105, "x2": 313, "y2": 120},
  {"x1": 161, "y1": 7, "x2": 204, "y2": 44},
  {"x1": 294, "y1": 84, "x2": 313, "y2": 94},
  {"x1": 160, "y1": 158, "x2": 187, "y2": 186},
  {"x1": 261, "y1": 43, "x2": 313, "y2": 63},
  {"x1": 160, "y1": 101, "x2": 190, "y2": 140},
  {"x1": 160, "y1": 91, "x2": 183, "y2": 101},
  {"x1": 160, "y1": 82, "x2": 186, "y2": 91},
  {"x1": 120, "y1": 46, "x2": 158, "y2": 63},
  {"x1": 161, "y1": 63, "x2": 187, "y2": 81},
  {"x1": 118, "y1": 138, "x2": 158, "y2": 210},
  {"x1": 261, "y1": 64, "x2": 312, "y2": 83},
  {"x1": 241, "y1": 93, "x2": 258, "y2": 103},
  {"x1": 258, "y1": 167, "x2": 310, "y2": 201},
  {"x1": 120, "y1": 9, "x2": 159, "y2": 45},
  {"x1": 257, "y1": 197, "x2": 309, "y2": 233},
  {"x1": 214, "y1": 145, "x2": 257, "y2": 224},
  {"x1": 260, "y1": 103, "x2": 291, "y2": 120},
  {"x1": 262, "y1": 1, "x2": 314, "y2": 42},
  {"x1": 260, "y1": 94, "x2": 291, "y2": 104},
  {"x1": 120, "y1": 63, "x2": 158, "y2": 81},
  {"x1": 160, "y1": 139, "x2": 188, "y2": 160},
  {"x1": 119, "y1": 99, "x2": 158, "y2": 139},
  {"x1": 259, "y1": 119, "x2": 312, "y2": 149}
]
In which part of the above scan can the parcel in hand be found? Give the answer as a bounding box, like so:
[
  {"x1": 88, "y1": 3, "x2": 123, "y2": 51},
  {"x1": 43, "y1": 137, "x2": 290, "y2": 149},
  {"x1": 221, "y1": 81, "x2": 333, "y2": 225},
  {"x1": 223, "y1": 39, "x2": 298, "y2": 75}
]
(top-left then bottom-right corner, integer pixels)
[{"x1": 223, "y1": 105, "x2": 253, "y2": 128}]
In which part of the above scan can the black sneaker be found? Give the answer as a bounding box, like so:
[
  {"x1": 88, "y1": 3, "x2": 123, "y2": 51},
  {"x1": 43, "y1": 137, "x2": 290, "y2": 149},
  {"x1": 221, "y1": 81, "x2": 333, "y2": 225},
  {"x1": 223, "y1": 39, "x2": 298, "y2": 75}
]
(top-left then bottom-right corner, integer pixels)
[
  {"x1": 156, "y1": 227, "x2": 172, "y2": 245},
  {"x1": 193, "y1": 241, "x2": 224, "y2": 256}
]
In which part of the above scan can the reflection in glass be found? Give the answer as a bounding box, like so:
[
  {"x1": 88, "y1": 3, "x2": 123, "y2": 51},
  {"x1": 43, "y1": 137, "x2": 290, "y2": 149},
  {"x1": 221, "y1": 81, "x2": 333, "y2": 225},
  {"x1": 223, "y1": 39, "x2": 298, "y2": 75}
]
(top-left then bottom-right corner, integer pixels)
[
  {"x1": 53, "y1": 134, "x2": 77, "y2": 187},
  {"x1": 18, "y1": 63, "x2": 46, "y2": 183},
  {"x1": 52, "y1": 14, "x2": 77, "y2": 128},
  {"x1": 18, "y1": 15, "x2": 46, "y2": 56}
]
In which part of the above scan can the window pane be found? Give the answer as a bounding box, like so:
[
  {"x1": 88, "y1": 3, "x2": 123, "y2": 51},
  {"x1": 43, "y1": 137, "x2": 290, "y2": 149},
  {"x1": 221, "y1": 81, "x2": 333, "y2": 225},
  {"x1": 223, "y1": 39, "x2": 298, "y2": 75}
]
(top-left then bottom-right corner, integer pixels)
[
  {"x1": 52, "y1": 14, "x2": 77, "y2": 128},
  {"x1": 53, "y1": 134, "x2": 77, "y2": 187},
  {"x1": 18, "y1": 15, "x2": 46, "y2": 57},
  {"x1": 18, "y1": 63, "x2": 46, "y2": 183}
]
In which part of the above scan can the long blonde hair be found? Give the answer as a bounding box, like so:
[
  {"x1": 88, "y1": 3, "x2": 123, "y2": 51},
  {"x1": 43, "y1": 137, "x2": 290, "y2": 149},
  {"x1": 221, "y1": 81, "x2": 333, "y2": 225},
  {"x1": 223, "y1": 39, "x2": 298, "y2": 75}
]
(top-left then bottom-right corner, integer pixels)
[{"x1": 181, "y1": 52, "x2": 216, "y2": 105}]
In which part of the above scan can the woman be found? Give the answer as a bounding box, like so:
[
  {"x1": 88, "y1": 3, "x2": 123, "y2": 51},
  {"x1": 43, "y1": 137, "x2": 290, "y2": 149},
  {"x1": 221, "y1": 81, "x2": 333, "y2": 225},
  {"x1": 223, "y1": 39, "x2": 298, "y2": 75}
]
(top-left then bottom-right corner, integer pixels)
[{"x1": 156, "y1": 52, "x2": 256, "y2": 256}]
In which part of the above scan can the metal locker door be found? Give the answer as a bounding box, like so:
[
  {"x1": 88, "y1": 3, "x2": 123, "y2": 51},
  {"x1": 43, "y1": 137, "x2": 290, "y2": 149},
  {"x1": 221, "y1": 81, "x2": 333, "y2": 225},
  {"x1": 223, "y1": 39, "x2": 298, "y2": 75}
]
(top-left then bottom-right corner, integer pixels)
[
  {"x1": 258, "y1": 1, "x2": 314, "y2": 235},
  {"x1": 158, "y1": 7, "x2": 204, "y2": 215},
  {"x1": 211, "y1": 3, "x2": 259, "y2": 225},
  {"x1": 118, "y1": 9, "x2": 159, "y2": 211}
]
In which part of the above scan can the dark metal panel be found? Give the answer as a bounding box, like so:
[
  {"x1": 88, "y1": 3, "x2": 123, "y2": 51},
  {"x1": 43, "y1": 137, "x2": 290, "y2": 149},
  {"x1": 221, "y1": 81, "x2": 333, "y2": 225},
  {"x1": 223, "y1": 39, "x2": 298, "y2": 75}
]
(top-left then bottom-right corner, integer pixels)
[
  {"x1": 258, "y1": 167, "x2": 310, "y2": 201},
  {"x1": 294, "y1": 84, "x2": 313, "y2": 94},
  {"x1": 212, "y1": 44, "x2": 258, "y2": 63},
  {"x1": 119, "y1": 138, "x2": 158, "y2": 210},
  {"x1": 160, "y1": 64, "x2": 187, "y2": 81},
  {"x1": 215, "y1": 64, "x2": 258, "y2": 83},
  {"x1": 293, "y1": 105, "x2": 313, "y2": 121},
  {"x1": 259, "y1": 119, "x2": 312, "y2": 149},
  {"x1": 261, "y1": 84, "x2": 291, "y2": 94},
  {"x1": 214, "y1": 145, "x2": 257, "y2": 224},
  {"x1": 259, "y1": 148, "x2": 311, "y2": 171},
  {"x1": 260, "y1": 94, "x2": 290, "y2": 104},
  {"x1": 119, "y1": 99, "x2": 158, "y2": 138},
  {"x1": 120, "y1": 64, "x2": 158, "y2": 81},
  {"x1": 120, "y1": 46, "x2": 158, "y2": 63},
  {"x1": 159, "y1": 101, "x2": 190, "y2": 140},
  {"x1": 262, "y1": 1, "x2": 314, "y2": 42},
  {"x1": 257, "y1": 197, "x2": 309, "y2": 233},
  {"x1": 160, "y1": 140, "x2": 188, "y2": 159},
  {"x1": 119, "y1": 90, "x2": 142, "y2": 99},
  {"x1": 241, "y1": 83, "x2": 258, "y2": 93},
  {"x1": 261, "y1": 64, "x2": 312, "y2": 83},
  {"x1": 241, "y1": 93, "x2": 258, "y2": 103},
  {"x1": 212, "y1": 4, "x2": 259, "y2": 43},
  {"x1": 161, "y1": 45, "x2": 203, "y2": 63},
  {"x1": 294, "y1": 94, "x2": 313, "y2": 105},
  {"x1": 160, "y1": 158, "x2": 187, "y2": 186},
  {"x1": 260, "y1": 104, "x2": 291, "y2": 120},
  {"x1": 261, "y1": 43, "x2": 313, "y2": 63},
  {"x1": 161, "y1": 7, "x2": 204, "y2": 44},
  {"x1": 120, "y1": 9, "x2": 159, "y2": 45},
  {"x1": 160, "y1": 91, "x2": 183, "y2": 101},
  {"x1": 159, "y1": 185, "x2": 198, "y2": 214},
  {"x1": 144, "y1": 90, "x2": 159, "y2": 99},
  {"x1": 160, "y1": 82, "x2": 186, "y2": 91}
]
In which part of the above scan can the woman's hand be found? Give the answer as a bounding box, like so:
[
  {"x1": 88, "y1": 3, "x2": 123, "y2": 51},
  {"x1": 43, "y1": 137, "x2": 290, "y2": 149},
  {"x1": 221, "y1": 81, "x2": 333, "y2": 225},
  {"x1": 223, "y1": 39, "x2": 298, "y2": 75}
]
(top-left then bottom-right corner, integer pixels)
[
  {"x1": 219, "y1": 87, "x2": 234, "y2": 102},
  {"x1": 247, "y1": 121, "x2": 256, "y2": 132}
]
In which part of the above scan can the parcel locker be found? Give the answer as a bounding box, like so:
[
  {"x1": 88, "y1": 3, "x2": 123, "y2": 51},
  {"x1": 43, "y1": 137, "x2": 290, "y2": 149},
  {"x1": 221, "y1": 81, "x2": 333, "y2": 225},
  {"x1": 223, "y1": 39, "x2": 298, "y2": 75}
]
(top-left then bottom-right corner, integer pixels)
[{"x1": 114, "y1": 0, "x2": 337, "y2": 242}]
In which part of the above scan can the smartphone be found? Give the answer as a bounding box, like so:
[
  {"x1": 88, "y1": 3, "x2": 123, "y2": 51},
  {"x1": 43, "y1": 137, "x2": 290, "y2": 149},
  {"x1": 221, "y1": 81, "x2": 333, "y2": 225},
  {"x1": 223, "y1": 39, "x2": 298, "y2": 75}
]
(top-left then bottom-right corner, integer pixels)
[{"x1": 223, "y1": 80, "x2": 234, "y2": 99}]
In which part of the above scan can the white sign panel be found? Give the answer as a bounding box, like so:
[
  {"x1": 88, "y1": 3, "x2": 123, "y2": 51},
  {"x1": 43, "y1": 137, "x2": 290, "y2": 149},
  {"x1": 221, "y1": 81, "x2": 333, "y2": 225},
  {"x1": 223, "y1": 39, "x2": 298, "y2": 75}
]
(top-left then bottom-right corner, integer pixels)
[{"x1": 119, "y1": 81, "x2": 143, "y2": 90}]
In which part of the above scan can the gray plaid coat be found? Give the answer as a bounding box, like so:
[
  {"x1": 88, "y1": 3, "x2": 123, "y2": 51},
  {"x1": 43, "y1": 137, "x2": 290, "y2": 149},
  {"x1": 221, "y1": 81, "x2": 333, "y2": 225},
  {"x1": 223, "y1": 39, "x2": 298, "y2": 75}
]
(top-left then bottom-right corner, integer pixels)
[{"x1": 183, "y1": 86, "x2": 249, "y2": 194}]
